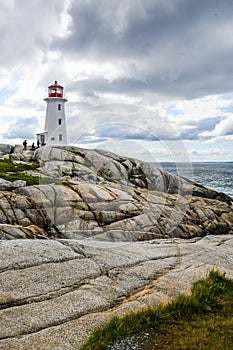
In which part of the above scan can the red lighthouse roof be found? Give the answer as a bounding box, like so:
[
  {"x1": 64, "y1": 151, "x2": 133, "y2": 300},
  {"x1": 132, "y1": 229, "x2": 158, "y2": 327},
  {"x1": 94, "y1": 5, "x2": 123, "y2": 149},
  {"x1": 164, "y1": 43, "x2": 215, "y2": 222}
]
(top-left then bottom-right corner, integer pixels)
[{"x1": 48, "y1": 80, "x2": 64, "y2": 89}]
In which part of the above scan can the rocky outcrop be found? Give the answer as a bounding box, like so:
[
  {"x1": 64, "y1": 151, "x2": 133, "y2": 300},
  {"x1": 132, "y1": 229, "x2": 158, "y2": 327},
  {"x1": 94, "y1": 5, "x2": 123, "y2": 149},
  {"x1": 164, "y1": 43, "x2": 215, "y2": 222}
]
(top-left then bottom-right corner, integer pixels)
[
  {"x1": 0, "y1": 145, "x2": 232, "y2": 349},
  {"x1": 0, "y1": 145, "x2": 232, "y2": 240},
  {"x1": 0, "y1": 235, "x2": 232, "y2": 349},
  {"x1": 1, "y1": 181, "x2": 232, "y2": 240}
]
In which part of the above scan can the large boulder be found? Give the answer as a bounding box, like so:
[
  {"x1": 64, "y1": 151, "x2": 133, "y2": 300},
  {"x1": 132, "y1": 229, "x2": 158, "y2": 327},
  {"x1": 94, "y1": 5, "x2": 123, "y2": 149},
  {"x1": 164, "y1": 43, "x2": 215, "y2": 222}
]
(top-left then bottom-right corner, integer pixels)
[
  {"x1": 0, "y1": 144, "x2": 13, "y2": 155},
  {"x1": 0, "y1": 179, "x2": 13, "y2": 191}
]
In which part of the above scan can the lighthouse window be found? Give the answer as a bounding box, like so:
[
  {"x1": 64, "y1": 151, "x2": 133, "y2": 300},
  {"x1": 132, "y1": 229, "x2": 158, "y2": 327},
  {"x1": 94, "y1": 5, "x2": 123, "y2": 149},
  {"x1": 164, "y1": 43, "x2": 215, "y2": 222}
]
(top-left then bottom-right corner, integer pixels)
[
  {"x1": 58, "y1": 104, "x2": 61, "y2": 111},
  {"x1": 58, "y1": 118, "x2": 62, "y2": 125},
  {"x1": 59, "y1": 134, "x2": 62, "y2": 141}
]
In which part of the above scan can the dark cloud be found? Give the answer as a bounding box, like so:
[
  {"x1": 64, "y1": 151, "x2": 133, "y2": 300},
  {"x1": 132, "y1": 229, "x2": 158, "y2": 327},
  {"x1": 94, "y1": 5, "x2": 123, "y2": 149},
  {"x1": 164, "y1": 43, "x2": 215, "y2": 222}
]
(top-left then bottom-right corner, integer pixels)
[
  {"x1": 58, "y1": 0, "x2": 218, "y2": 57},
  {"x1": 2, "y1": 0, "x2": 233, "y2": 100},
  {"x1": 68, "y1": 76, "x2": 148, "y2": 97},
  {"x1": 52, "y1": 0, "x2": 233, "y2": 99}
]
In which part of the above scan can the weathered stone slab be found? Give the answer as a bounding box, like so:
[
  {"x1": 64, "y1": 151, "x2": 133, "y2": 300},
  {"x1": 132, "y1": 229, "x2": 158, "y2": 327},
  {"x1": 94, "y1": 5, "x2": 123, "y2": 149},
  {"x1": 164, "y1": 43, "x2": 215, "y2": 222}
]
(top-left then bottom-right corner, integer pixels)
[
  {"x1": 0, "y1": 258, "x2": 100, "y2": 306},
  {"x1": 0, "y1": 240, "x2": 79, "y2": 271},
  {"x1": 0, "y1": 235, "x2": 232, "y2": 350}
]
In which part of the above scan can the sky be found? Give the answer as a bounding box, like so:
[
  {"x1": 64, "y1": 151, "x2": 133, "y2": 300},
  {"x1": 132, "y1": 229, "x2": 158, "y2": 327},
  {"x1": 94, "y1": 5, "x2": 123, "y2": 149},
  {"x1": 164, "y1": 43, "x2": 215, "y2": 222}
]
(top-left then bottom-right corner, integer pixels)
[{"x1": 0, "y1": 0, "x2": 233, "y2": 162}]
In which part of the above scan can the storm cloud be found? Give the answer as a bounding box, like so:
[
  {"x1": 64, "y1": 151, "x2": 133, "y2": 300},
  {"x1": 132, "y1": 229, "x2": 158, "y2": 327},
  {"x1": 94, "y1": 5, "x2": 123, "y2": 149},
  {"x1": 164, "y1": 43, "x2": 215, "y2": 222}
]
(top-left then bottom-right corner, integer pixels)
[
  {"x1": 0, "y1": 0, "x2": 232, "y2": 161},
  {"x1": 53, "y1": 0, "x2": 233, "y2": 99}
]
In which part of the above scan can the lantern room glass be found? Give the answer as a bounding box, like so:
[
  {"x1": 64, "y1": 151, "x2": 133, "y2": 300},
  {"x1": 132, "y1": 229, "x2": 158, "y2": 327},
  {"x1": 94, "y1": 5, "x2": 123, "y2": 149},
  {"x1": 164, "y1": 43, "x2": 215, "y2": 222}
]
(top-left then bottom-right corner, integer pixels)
[{"x1": 48, "y1": 87, "x2": 63, "y2": 98}]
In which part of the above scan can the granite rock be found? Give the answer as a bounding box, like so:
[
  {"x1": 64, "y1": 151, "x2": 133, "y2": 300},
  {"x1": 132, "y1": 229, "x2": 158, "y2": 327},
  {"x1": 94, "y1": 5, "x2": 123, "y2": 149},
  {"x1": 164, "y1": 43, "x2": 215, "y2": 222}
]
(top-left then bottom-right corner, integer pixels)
[
  {"x1": 0, "y1": 145, "x2": 231, "y2": 240},
  {"x1": 0, "y1": 235, "x2": 232, "y2": 349},
  {"x1": 0, "y1": 145, "x2": 232, "y2": 349}
]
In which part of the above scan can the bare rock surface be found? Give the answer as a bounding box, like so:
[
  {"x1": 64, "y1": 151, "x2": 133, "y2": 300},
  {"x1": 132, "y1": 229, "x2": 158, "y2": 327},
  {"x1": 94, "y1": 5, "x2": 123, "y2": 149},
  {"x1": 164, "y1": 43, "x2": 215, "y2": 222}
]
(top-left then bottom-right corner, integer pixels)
[
  {"x1": 0, "y1": 145, "x2": 232, "y2": 240},
  {"x1": 0, "y1": 235, "x2": 232, "y2": 349},
  {"x1": 0, "y1": 179, "x2": 13, "y2": 191},
  {"x1": 0, "y1": 145, "x2": 232, "y2": 349},
  {"x1": 0, "y1": 144, "x2": 13, "y2": 155}
]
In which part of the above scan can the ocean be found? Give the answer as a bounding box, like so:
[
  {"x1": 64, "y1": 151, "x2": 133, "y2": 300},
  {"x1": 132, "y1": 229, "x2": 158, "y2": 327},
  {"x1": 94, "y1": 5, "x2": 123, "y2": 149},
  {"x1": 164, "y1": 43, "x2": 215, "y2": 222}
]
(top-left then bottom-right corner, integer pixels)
[{"x1": 159, "y1": 162, "x2": 233, "y2": 199}]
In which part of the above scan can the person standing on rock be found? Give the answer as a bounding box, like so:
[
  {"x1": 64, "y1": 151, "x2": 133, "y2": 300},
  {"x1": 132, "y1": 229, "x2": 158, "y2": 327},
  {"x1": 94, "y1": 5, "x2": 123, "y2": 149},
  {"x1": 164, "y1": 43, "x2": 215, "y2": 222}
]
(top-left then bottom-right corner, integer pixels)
[
  {"x1": 23, "y1": 140, "x2": 27, "y2": 150},
  {"x1": 37, "y1": 139, "x2": 40, "y2": 148},
  {"x1": 31, "y1": 142, "x2": 35, "y2": 150}
]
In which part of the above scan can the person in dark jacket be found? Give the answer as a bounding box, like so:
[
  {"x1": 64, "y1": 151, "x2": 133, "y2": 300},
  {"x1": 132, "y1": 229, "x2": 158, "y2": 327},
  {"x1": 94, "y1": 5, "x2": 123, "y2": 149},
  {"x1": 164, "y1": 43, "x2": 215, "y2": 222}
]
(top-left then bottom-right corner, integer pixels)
[{"x1": 23, "y1": 140, "x2": 27, "y2": 150}]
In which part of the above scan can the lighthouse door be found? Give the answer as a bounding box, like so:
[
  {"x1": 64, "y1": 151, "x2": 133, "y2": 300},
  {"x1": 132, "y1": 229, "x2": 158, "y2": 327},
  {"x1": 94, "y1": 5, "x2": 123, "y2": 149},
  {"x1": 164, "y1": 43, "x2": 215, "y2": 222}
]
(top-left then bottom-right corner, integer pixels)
[{"x1": 40, "y1": 134, "x2": 45, "y2": 145}]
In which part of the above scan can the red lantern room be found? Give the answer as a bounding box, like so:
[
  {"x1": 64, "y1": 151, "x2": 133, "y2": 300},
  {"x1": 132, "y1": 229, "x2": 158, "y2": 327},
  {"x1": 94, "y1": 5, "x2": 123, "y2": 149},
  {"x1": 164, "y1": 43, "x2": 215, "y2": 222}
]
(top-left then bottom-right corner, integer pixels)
[{"x1": 48, "y1": 80, "x2": 64, "y2": 98}]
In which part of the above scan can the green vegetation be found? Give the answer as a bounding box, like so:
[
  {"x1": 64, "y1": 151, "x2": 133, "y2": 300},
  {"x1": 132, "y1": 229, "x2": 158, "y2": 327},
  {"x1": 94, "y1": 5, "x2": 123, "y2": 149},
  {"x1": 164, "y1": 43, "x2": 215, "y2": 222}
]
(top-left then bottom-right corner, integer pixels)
[
  {"x1": 0, "y1": 158, "x2": 74, "y2": 186},
  {"x1": 1, "y1": 172, "x2": 40, "y2": 185},
  {"x1": 0, "y1": 158, "x2": 39, "y2": 172},
  {"x1": 81, "y1": 270, "x2": 233, "y2": 350},
  {"x1": 0, "y1": 158, "x2": 40, "y2": 185}
]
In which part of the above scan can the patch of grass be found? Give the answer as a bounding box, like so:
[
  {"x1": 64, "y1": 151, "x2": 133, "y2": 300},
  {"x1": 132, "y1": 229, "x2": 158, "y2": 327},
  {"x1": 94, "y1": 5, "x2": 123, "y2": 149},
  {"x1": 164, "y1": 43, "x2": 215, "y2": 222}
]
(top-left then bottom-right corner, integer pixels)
[
  {"x1": 81, "y1": 270, "x2": 233, "y2": 350},
  {"x1": 0, "y1": 158, "x2": 40, "y2": 186},
  {"x1": 2, "y1": 173, "x2": 40, "y2": 185},
  {"x1": 0, "y1": 158, "x2": 39, "y2": 172}
]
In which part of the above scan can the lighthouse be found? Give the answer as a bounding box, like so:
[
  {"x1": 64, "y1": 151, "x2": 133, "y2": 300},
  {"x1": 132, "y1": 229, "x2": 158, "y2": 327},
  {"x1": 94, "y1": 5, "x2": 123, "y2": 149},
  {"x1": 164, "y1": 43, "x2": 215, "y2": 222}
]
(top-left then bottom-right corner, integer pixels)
[{"x1": 37, "y1": 81, "x2": 68, "y2": 146}]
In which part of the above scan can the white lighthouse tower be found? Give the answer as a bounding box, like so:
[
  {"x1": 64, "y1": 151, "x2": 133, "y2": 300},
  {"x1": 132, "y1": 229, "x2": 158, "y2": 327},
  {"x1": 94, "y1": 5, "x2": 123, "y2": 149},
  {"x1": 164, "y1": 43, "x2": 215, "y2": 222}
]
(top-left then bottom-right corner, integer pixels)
[{"x1": 37, "y1": 81, "x2": 68, "y2": 146}]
